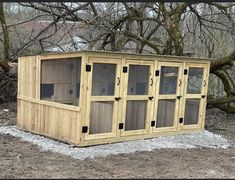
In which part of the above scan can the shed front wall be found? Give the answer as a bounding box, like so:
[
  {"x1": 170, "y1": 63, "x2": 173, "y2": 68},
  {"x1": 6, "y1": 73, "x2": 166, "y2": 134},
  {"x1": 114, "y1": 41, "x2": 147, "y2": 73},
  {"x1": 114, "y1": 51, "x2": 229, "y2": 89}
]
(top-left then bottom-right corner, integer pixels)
[
  {"x1": 17, "y1": 52, "x2": 210, "y2": 147},
  {"x1": 80, "y1": 54, "x2": 210, "y2": 146}
]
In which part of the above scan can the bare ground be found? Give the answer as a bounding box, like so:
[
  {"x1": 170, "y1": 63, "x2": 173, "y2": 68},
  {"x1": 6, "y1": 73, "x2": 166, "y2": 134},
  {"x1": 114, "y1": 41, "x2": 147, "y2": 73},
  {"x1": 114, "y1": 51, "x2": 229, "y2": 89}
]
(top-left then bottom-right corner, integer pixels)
[{"x1": 0, "y1": 102, "x2": 235, "y2": 179}]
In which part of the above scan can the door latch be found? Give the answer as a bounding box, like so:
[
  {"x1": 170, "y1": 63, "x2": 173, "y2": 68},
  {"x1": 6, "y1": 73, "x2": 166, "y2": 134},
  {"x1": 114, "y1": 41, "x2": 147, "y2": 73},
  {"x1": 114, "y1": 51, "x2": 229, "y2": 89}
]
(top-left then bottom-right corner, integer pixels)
[
  {"x1": 177, "y1": 96, "x2": 182, "y2": 99},
  {"x1": 115, "y1": 97, "x2": 121, "y2": 101}
]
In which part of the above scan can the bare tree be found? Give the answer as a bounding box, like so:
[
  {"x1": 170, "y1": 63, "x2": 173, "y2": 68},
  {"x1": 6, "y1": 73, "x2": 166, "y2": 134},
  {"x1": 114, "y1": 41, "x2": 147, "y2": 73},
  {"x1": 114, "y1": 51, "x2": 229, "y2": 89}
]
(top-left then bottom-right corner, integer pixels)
[{"x1": 1, "y1": 2, "x2": 235, "y2": 112}]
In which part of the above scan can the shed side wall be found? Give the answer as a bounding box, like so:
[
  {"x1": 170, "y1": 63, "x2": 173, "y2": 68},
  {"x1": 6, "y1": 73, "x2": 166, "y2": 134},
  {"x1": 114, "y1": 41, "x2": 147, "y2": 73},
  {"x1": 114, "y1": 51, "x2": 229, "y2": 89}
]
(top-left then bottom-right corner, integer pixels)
[
  {"x1": 17, "y1": 55, "x2": 81, "y2": 145},
  {"x1": 18, "y1": 56, "x2": 37, "y2": 98}
]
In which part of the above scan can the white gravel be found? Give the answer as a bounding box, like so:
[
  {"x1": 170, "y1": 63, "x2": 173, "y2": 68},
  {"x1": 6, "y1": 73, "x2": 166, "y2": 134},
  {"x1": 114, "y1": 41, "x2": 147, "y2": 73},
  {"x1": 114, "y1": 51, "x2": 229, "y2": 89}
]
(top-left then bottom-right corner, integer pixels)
[{"x1": 0, "y1": 126, "x2": 231, "y2": 160}]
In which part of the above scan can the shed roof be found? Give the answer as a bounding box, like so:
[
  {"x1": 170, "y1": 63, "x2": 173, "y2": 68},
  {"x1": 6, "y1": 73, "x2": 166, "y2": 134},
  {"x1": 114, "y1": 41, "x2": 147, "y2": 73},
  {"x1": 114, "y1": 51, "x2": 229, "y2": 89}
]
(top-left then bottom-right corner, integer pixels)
[{"x1": 20, "y1": 50, "x2": 212, "y2": 63}]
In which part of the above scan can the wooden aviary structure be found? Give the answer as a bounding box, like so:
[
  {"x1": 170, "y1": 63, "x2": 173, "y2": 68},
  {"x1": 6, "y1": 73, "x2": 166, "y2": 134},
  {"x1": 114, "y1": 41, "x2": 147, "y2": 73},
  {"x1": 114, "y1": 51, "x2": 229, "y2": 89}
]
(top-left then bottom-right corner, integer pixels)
[{"x1": 17, "y1": 51, "x2": 210, "y2": 146}]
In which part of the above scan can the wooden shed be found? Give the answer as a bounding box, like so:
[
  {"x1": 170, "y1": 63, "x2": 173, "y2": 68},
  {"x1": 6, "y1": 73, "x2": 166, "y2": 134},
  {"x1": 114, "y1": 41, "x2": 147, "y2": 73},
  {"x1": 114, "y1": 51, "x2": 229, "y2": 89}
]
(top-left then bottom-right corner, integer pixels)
[{"x1": 17, "y1": 51, "x2": 210, "y2": 146}]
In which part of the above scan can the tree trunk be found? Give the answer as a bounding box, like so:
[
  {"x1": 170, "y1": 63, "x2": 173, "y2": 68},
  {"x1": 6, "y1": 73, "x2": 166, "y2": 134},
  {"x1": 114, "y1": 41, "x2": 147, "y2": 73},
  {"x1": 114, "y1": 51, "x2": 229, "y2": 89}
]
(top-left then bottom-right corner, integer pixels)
[
  {"x1": 0, "y1": 2, "x2": 10, "y2": 72},
  {"x1": 208, "y1": 50, "x2": 235, "y2": 113}
]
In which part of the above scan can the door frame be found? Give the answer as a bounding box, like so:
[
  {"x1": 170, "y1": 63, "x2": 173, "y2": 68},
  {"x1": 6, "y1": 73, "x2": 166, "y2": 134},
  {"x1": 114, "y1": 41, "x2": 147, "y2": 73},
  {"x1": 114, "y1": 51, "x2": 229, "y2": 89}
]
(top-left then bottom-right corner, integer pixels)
[
  {"x1": 84, "y1": 57, "x2": 122, "y2": 141},
  {"x1": 179, "y1": 63, "x2": 209, "y2": 130},
  {"x1": 120, "y1": 59, "x2": 155, "y2": 137},
  {"x1": 152, "y1": 61, "x2": 184, "y2": 133}
]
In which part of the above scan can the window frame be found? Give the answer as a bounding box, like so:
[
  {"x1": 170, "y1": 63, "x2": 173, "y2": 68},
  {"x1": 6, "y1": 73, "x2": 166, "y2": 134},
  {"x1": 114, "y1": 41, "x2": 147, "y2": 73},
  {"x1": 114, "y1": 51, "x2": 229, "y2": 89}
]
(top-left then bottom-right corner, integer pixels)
[{"x1": 38, "y1": 56, "x2": 83, "y2": 108}]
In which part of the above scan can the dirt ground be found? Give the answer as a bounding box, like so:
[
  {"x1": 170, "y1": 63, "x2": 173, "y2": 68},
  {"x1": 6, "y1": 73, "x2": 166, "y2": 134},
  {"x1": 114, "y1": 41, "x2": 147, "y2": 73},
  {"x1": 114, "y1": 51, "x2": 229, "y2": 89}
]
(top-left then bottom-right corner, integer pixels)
[{"x1": 0, "y1": 102, "x2": 235, "y2": 179}]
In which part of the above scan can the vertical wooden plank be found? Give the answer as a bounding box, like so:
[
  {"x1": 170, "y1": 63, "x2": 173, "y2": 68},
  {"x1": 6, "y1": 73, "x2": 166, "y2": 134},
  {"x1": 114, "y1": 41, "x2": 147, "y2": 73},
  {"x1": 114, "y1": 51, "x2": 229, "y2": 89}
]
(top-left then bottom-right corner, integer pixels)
[
  {"x1": 81, "y1": 54, "x2": 89, "y2": 143},
  {"x1": 67, "y1": 110, "x2": 73, "y2": 140},
  {"x1": 40, "y1": 105, "x2": 47, "y2": 133},
  {"x1": 178, "y1": 61, "x2": 187, "y2": 131},
  {"x1": 74, "y1": 111, "x2": 79, "y2": 143},
  {"x1": 17, "y1": 99, "x2": 22, "y2": 128},
  {"x1": 116, "y1": 57, "x2": 125, "y2": 138},
  {"x1": 35, "y1": 55, "x2": 41, "y2": 100},
  {"x1": 31, "y1": 102, "x2": 36, "y2": 131},
  {"x1": 32, "y1": 57, "x2": 37, "y2": 98},
  {"x1": 28, "y1": 58, "x2": 33, "y2": 98},
  {"x1": 49, "y1": 106, "x2": 56, "y2": 136},
  {"x1": 112, "y1": 60, "x2": 122, "y2": 137},
  {"x1": 35, "y1": 103, "x2": 41, "y2": 132},
  {"x1": 63, "y1": 110, "x2": 69, "y2": 140},
  {"x1": 201, "y1": 63, "x2": 210, "y2": 129},
  {"x1": 151, "y1": 60, "x2": 159, "y2": 134},
  {"x1": 17, "y1": 57, "x2": 22, "y2": 96},
  {"x1": 175, "y1": 63, "x2": 183, "y2": 129},
  {"x1": 146, "y1": 62, "x2": 154, "y2": 134},
  {"x1": 21, "y1": 58, "x2": 25, "y2": 97},
  {"x1": 120, "y1": 58, "x2": 128, "y2": 136},
  {"x1": 21, "y1": 100, "x2": 27, "y2": 129},
  {"x1": 54, "y1": 108, "x2": 60, "y2": 138}
]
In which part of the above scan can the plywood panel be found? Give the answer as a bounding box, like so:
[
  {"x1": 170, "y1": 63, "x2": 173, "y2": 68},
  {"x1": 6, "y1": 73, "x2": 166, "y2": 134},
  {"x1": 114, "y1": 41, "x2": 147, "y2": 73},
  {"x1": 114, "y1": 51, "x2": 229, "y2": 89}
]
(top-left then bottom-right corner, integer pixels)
[
  {"x1": 18, "y1": 56, "x2": 37, "y2": 98},
  {"x1": 17, "y1": 99, "x2": 80, "y2": 144}
]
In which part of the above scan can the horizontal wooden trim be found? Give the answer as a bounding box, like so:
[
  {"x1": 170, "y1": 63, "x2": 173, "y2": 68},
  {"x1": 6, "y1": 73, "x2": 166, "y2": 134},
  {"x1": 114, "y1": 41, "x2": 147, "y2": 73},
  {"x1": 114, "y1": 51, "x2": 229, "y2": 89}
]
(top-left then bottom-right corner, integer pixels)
[
  {"x1": 152, "y1": 126, "x2": 178, "y2": 133},
  {"x1": 158, "y1": 95, "x2": 178, "y2": 99},
  {"x1": 18, "y1": 96, "x2": 81, "y2": 112},
  {"x1": 186, "y1": 63, "x2": 209, "y2": 68},
  {"x1": 90, "y1": 96, "x2": 116, "y2": 101},
  {"x1": 125, "y1": 59, "x2": 155, "y2": 65},
  {"x1": 85, "y1": 132, "x2": 116, "y2": 141},
  {"x1": 126, "y1": 95, "x2": 149, "y2": 100},
  {"x1": 158, "y1": 62, "x2": 183, "y2": 66},
  {"x1": 88, "y1": 57, "x2": 122, "y2": 63},
  {"x1": 120, "y1": 129, "x2": 148, "y2": 137},
  {"x1": 40, "y1": 54, "x2": 83, "y2": 60},
  {"x1": 16, "y1": 126, "x2": 79, "y2": 145},
  {"x1": 180, "y1": 124, "x2": 201, "y2": 130},
  {"x1": 185, "y1": 94, "x2": 202, "y2": 98},
  {"x1": 81, "y1": 128, "x2": 204, "y2": 147}
]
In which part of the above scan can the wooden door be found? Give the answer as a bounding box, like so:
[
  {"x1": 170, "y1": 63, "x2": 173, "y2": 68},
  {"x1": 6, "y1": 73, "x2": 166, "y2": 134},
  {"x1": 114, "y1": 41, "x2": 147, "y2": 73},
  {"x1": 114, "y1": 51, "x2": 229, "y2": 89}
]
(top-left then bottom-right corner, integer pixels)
[
  {"x1": 120, "y1": 60, "x2": 154, "y2": 137},
  {"x1": 152, "y1": 62, "x2": 183, "y2": 133},
  {"x1": 179, "y1": 63, "x2": 209, "y2": 130},
  {"x1": 84, "y1": 58, "x2": 122, "y2": 140}
]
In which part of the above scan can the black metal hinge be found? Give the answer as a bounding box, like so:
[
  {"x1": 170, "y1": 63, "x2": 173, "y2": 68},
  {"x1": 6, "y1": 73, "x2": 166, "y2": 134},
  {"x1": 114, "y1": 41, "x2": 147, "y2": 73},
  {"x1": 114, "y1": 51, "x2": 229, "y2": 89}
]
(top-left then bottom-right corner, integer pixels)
[
  {"x1": 202, "y1": 95, "x2": 206, "y2": 98},
  {"x1": 148, "y1": 96, "x2": 154, "y2": 100},
  {"x1": 151, "y1": 121, "x2": 156, "y2": 127},
  {"x1": 155, "y1": 70, "x2": 160, "y2": 76},
  {"x1": 82, "y1": 126, "x2": 88, "y2": 133},
  {"x1": 86, "y1": 64, "x2": 91, "y2": 72},
  {"x1": 179, "y1": 117, "x2": 183, "y2": 123},
  {"x1": 123, "y1": 66, "x2": 128, "y2": 73},
  {"x1": 119, "y1": 123, "x2": 124, "y2": 130},
  {"x1": 184, "y1": 69, "x2": 188, "y2": 75}
]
